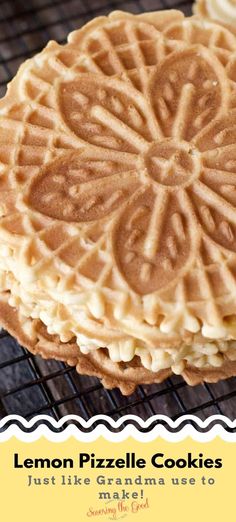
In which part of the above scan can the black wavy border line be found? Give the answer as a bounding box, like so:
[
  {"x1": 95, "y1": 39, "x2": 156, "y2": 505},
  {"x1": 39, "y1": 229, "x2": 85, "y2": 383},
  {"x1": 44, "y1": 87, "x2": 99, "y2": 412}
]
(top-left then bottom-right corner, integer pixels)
[{"x1": 0, "y1": 414, "x2": 235, "y2": 433}]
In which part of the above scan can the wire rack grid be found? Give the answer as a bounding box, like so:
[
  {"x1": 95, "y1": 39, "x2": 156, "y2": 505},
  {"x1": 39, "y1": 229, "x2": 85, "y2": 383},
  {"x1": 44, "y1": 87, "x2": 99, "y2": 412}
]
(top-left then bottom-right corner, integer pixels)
[{"x1": 0, "y1": 0, "x2": 236, "y2": 425}]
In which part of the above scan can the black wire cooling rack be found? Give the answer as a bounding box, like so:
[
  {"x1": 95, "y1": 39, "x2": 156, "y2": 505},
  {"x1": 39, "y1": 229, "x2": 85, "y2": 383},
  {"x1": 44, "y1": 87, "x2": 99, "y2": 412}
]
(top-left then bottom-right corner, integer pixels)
[{"x1": 0, "y1": 0, "x2": 236, "y2": 424}]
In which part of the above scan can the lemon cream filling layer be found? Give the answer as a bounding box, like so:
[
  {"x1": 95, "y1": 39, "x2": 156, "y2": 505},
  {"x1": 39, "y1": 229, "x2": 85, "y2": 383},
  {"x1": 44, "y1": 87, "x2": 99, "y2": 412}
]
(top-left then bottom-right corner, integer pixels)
[
  {"x1": 195, "y1": 0, "x2": 236, "y2": 24},
  {"x1": 1, "y1": 264, "x2": 236, "y2": 374}
]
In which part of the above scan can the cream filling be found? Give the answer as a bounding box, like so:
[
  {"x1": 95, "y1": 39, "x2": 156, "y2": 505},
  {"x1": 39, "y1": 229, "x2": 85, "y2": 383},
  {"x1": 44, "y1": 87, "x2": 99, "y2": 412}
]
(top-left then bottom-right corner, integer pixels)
[
  {"x1": 0, "y1": 241, "x2": 236, "y2": 374},
  {"x1": 7, "y1": 280, "x2": 236, "y2": 374},
  {"x1": 0, "y1": 261, "x2": 236, "y2": 374},
  {"x1": 200, "y1": 0, "x2": 236, "y2": 24},
  {"x1": 79, "y1": 337, "x2": 236, "y2": 374}
]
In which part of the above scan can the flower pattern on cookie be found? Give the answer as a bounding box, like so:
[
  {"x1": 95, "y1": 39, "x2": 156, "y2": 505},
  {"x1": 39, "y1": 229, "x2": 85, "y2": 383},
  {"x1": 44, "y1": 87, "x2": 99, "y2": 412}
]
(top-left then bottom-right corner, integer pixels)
[{"x1": 25, "y1": 42, "x2": 236, "y2": 296}]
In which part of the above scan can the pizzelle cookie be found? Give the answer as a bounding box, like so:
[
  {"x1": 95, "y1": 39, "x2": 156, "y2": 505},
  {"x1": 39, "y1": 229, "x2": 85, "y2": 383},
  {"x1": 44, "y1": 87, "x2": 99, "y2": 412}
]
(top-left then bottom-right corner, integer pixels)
[{"x1": 1, "y1": 10, "x2": 236, "y2": 393}]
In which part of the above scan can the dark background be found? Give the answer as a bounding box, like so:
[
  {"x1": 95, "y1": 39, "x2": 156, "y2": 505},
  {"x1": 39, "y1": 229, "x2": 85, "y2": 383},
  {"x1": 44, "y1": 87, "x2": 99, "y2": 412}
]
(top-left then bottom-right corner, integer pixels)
[{"x1": 0, "y1": 0, "x2": 236, "y2": 424}]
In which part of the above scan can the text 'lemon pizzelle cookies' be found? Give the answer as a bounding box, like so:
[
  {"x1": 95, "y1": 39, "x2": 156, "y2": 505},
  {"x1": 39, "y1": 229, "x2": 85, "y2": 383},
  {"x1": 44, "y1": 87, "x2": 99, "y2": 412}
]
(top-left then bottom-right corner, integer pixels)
[{"x1": 1, "y1": 10, "x2": 236, "y2": 394}]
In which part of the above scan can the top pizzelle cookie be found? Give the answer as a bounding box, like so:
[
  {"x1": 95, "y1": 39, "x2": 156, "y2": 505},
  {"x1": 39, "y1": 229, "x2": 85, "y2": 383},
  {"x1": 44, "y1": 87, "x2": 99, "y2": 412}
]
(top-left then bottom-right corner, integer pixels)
[{"x1": 1, "y1": 9, "x2": 236, "y2": 353}]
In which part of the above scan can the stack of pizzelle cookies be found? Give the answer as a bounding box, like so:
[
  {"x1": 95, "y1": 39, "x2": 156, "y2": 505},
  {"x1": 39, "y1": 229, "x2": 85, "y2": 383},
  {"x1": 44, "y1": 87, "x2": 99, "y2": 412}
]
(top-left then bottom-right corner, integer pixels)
[{"x1": 1, "y1": 9, "x2": 236, "y2": 394}]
